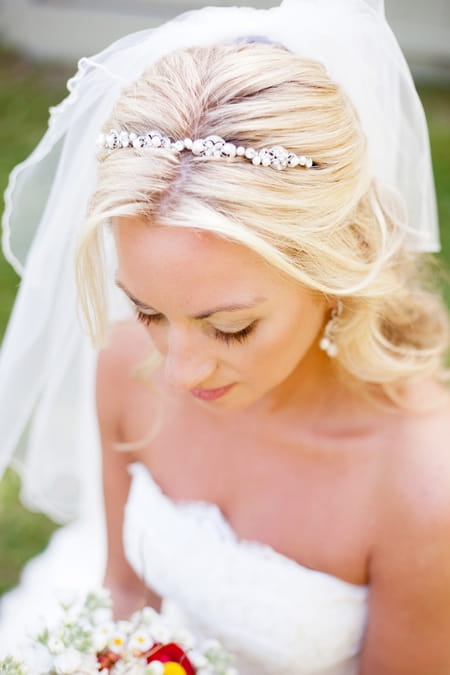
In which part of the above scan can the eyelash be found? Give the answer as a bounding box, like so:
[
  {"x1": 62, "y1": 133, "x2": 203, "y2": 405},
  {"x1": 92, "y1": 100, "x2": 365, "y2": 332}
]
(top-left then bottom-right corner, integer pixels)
[{"x1": 135, "y1": 310, "x2": 256, "y2": 345}]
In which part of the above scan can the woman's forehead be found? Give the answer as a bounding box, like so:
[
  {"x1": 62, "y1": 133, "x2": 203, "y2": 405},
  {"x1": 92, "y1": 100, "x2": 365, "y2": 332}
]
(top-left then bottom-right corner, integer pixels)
[
  {"x1": 113, "y1": 216, "x2": 303, "y2": 309},
  {"x1": 114, "y1": 216, "x2": 269, "y2": 275}
]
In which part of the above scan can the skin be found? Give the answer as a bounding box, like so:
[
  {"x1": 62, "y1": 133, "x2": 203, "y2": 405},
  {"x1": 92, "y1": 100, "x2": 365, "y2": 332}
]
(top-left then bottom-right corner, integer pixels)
[{"x1": 98, "y1": 215, "x2": 450, "y2": 675}]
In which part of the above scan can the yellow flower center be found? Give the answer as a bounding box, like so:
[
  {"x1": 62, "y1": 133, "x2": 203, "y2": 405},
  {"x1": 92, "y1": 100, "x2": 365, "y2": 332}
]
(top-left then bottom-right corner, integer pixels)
[{"x1": 163, "y1": 663, "x2": 187, "y2": 675}]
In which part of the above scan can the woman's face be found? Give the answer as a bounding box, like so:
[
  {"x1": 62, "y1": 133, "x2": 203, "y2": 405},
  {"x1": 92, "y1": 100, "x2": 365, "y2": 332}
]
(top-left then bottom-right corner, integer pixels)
[{"x1": 114, "y1": 216, "x2": 329, "y2": 411}]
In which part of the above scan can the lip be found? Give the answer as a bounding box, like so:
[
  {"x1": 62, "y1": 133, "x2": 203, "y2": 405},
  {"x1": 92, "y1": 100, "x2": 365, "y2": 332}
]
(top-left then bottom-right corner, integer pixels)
[{"x1": 189, "y1": 383, "x2": 235, "y2": 401}]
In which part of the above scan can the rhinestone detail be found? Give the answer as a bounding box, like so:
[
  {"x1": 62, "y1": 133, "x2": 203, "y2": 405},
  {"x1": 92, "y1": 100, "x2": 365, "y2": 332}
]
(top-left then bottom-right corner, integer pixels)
[{"x1": 97, "y1": 129, "x2": 315, "y2": 171}]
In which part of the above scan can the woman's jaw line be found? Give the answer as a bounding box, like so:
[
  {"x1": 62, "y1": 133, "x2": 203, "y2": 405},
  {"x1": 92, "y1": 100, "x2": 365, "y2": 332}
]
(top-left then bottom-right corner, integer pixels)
[{"x1": 176, "y1": 341, "x2": 336, "y2": 417}]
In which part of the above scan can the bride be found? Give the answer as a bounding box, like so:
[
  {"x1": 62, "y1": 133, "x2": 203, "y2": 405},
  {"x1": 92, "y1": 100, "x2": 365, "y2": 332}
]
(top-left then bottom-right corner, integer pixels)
[{"x1": 1, "y1": 1, "x2": 450, "y2": 673}]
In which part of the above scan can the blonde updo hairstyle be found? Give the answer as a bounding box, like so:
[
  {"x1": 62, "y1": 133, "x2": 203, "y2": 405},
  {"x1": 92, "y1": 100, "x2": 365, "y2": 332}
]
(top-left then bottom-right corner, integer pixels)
[{"x1": 77, "y1": 41, "x2": 449, "y2": 405}]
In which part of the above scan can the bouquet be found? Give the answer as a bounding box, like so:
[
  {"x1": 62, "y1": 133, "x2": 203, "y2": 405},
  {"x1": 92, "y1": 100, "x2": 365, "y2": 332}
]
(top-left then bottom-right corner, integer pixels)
[{"x1": 0, "y1": 590, "x2": 237, "y2": 675}]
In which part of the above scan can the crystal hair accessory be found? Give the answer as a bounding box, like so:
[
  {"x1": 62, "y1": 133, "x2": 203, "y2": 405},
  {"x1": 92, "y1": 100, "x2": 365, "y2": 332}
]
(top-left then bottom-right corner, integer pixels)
[{"x1": 96, "y1": 129, "x2": 315, "y2": 170}]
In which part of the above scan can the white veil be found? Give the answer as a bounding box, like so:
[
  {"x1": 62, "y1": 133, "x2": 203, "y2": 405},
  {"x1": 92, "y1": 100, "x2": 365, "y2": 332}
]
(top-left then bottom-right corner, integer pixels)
[{"x1": 0, "y1": 0, "x2": 440, "y2": 526}]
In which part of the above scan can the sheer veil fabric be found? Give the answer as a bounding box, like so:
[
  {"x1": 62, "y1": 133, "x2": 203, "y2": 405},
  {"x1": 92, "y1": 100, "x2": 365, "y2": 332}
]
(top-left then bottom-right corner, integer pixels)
[{"x1": 0, "y1": 0, "x2": 440, "y2": 650}]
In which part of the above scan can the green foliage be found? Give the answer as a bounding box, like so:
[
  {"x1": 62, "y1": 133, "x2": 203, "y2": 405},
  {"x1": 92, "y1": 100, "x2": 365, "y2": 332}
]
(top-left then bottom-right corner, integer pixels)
[
  {"x1": 418, "y1": 87, "x2": 450, "y2": 305},
  {"x1": 0, "y1": 48, "x2": 72, "y2": 340},
  {"x1": 0, "y1": 469, "x2": 59, "y2": 594},
  {"x1": 0, "y1": 48, "x2": 449, "y2": 598},
  {"x1": 0, "y1": 49, "x2": 70, "y2": 596},
  {"x1": 0, "y1": 655, "x2": 28, "y2": 675}
]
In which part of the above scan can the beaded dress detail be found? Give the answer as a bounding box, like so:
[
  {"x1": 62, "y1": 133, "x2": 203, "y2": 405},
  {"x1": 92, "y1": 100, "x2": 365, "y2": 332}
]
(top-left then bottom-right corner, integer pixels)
[{"x1": 124, "y1": 463, "x2": 368, "y2": 675}]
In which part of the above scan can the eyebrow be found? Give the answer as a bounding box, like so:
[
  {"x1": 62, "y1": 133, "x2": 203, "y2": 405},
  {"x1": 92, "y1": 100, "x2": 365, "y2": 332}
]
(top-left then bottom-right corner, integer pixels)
[{"x1": 115, "y1": 279, "x2": 266, "y2": 319}]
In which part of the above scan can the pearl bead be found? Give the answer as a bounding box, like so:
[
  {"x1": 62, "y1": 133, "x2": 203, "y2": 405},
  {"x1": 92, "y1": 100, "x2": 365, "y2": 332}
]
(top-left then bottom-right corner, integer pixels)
[
  {"x1": 319, "y1": 337, "x2": 330, "y2": 351},
  {"x1": 119, "y1": 131, "x2": 129, "y2": 147},
  {"x1": 328, "y1": 343, "x2": 338, "y2": 357},
  {"x1": 106, "y1": 133, "x2": 118, "y2": 149},
  {"x1": 223, "y1": 142, "x2": 236, "y2": 157},
  {"x1": 192, "y1": 139, "x2": 205, "y2": 155},
  {"x1": 95, "y1": 128, "x2": 316, "y2": 170}
]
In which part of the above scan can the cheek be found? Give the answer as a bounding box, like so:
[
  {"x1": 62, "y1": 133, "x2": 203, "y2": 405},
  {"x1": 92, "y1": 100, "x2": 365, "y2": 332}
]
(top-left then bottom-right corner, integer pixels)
[
  {"x1": 138, "y1": 319, "x2": 221, "y2": 361},
  {"x1": 242, "y1": 302, "x2": 326, "y2": 371},
  {"x1": 137, "y1": 320, "x2": 168, "y2": 354},
  {"x1": 285, "y1": 301, "x2": 326, "y2": 353}
]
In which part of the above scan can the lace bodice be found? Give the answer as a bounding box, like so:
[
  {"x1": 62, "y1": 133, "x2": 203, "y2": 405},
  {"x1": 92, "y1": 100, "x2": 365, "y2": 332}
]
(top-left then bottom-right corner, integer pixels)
[{"x1": 124, "y1": 462, "x2": 368, "y2": 675}]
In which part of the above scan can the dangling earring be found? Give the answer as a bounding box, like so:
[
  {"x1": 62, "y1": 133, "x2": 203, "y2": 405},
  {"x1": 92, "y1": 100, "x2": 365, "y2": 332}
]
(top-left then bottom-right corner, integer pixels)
[{"x1": 319, "y1": 301, "x2": 342, "y2": 358}]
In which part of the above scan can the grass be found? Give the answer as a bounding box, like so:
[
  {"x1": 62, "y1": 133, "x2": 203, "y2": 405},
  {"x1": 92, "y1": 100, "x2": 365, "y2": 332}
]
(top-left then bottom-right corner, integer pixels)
[
  {"x1": 0, "y1": 469, "x2": 59, "y2": 594},
  {"x1": 0, "y1": 49, "x2": 73, "y2": 338},
  {"x1": 420, "y1": 87, "x2": 450, "y2": 304},
  {"x1": 0, "y1": 49, "x2": 72, "y2": 594},
  {"x1": 0, "y1": 49, "x2": 449, "y2": 596}
]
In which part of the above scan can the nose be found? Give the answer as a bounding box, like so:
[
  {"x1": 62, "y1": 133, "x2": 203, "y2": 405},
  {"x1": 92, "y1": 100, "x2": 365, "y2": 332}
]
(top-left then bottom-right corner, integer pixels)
[{"x1": 163, "y1": 327, "x2": 216, "y2": 391}]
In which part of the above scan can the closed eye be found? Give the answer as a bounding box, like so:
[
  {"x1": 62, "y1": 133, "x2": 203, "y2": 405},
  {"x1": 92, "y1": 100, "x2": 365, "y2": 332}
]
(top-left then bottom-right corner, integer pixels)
[
  {"x1": 213, "y1": 322, "x2": 256, "y2": 345},
  {"x1": 135, "y1": 310, "x2": 257, "y2": 345},
  {"x1": 135, "y1": 310, "x2": 163, "y2": 327}
]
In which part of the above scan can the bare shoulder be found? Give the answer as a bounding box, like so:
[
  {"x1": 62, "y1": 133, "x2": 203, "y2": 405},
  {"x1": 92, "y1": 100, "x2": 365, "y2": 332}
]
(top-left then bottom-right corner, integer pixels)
[
  {"x1": 369, "y1": 378, "x2": 450, "y2": 593},
  {"x1": 359, "y1": 383, "x2": 450, "y2": 673},
  {"x1": 375, "y1": 380, "x2": 450, "y2": 530},
  {"x1": 96, "y1": 320, "x2": 157, "y2": 442}
]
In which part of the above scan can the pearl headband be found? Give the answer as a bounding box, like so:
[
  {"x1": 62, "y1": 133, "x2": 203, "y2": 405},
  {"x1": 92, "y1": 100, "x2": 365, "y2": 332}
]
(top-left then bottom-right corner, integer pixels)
[{"x1": 96, "y1": 129, "x2": 315, "y2": 171}]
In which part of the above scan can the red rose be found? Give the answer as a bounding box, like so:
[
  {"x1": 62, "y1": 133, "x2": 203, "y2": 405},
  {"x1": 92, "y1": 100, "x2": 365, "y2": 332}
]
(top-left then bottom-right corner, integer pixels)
[{"x1": 144, "y1": 642, "x2": 196, "y2": 675}]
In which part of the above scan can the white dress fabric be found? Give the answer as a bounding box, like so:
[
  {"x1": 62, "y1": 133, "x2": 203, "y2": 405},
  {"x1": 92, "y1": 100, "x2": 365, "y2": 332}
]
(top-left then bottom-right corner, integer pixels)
[
  {"x1": 0, "y1": 515, "x2": 105, "y2": 654},
  {"x1": 124, "y1": 462, "x2": 368, "y2": 675},
  {"x1": 0, "y1": 461, "x2": 368, "y2": 672}
]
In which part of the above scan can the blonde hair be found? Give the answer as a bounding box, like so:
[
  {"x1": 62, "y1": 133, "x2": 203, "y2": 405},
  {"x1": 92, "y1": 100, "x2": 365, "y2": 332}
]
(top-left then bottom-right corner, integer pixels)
[{"x1": 76, "y1": 41, "x2": 449, "y2": 405}]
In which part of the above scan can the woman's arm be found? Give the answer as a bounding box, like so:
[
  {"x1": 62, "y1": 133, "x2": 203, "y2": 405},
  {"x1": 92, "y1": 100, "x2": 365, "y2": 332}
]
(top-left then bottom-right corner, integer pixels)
[
  {"x1": 360, "y1": 412, "x2": 450, "y2": 674},
  {"x1": 96, "y1": 321, "x2": 162, "y2": 618}
]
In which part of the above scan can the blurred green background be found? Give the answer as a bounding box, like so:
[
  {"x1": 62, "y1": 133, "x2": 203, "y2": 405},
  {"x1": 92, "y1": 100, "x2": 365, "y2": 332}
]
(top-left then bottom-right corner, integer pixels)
[{"x1": 0, "y1": 48, "x2": 449, "y2": 597}]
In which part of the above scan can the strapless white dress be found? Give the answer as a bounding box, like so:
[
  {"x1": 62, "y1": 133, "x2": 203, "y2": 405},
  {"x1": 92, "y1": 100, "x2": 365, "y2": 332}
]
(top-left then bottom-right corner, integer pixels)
[
  {"x1": 124, "y1": 462, "x2": 368, "y2": 675},
  {"x1": 0, "y1": 462, "x2": 368, "y2": 673}
]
